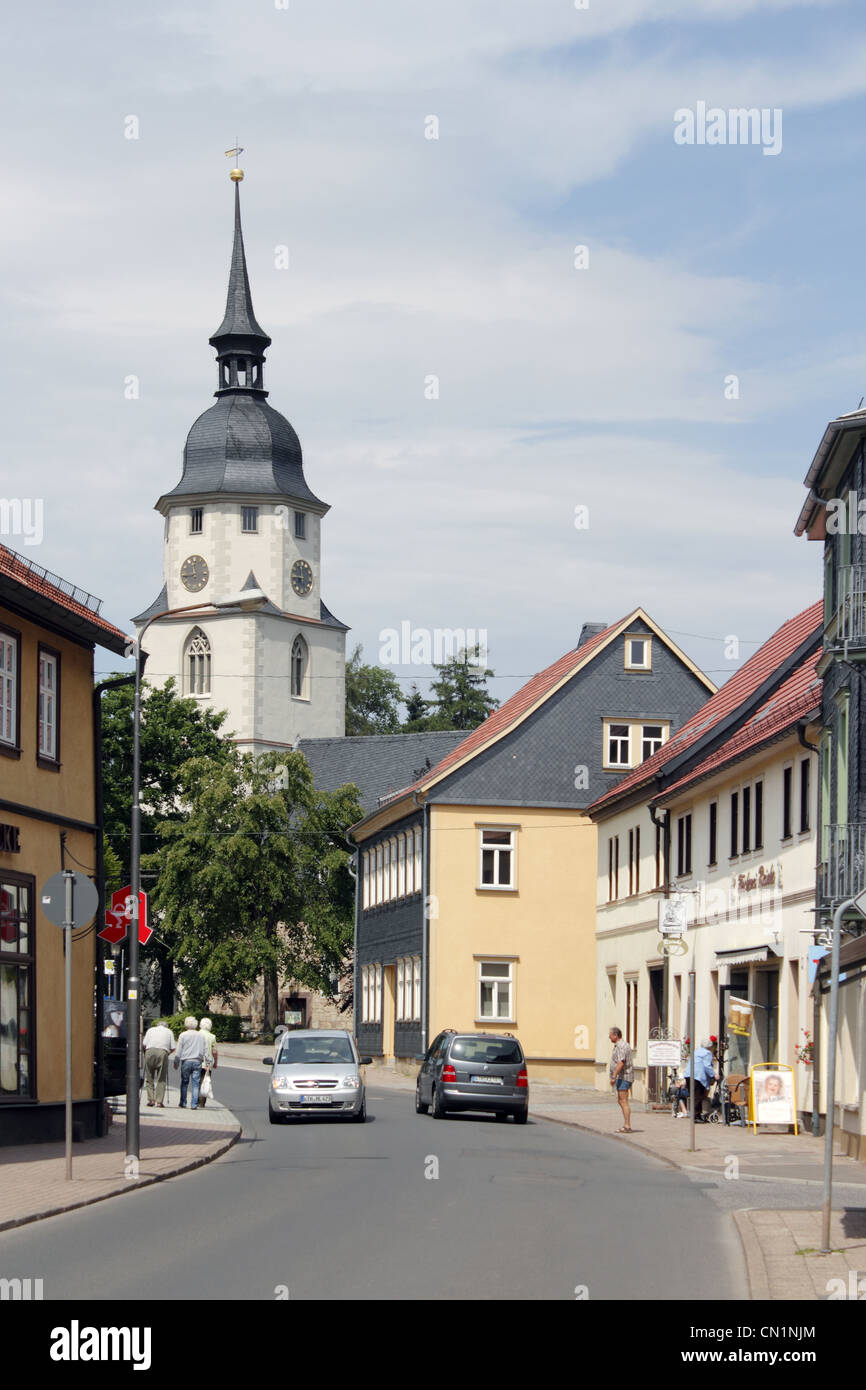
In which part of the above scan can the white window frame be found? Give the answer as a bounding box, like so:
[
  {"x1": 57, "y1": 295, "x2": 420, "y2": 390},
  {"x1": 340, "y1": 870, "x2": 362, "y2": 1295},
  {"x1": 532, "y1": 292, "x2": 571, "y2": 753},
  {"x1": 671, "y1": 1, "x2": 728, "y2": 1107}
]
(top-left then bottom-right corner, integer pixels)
[
  {"x1": 605, "y1": 721, "x2": 632, "y2": 769},
  {"x1": 363, "y1": 851, "x2": 371, "y2": 910},
  {"x1": 396, "y1": 958, "x2": 406, "y2": 1020},
  {"x1": 413, "y1": 826, "x2": 422, "y2": 893},
  {"x1": 624, "y1": 634, "x2": 652, "y2": 671},
  {"x1": 375, "y1": 844, "x2": 384, "y2": 905},
  {"x1": 624, "y1": 975, "x2": 638, "y2": 1048},
  {"x1": 184, "y1": 627, "x2": 212, "y2": 697},
  {"x1": 38, "y1": 649, "x2": 59, "y2": 761},
  {"x1": 389, "y1": 837, "x2": 398, "y2": 899},
  {"x1": 374, "y1": 964, "x2": 382, "y2": 1022},
  {"x1": 412, "y1": 956, "x2": 422, "y2": 1021},
  {"x1": 478, "y1": 826, "x2": 517, "y2": 891},
  {"x1": 0, "y1": 630, "x2": 16, "y2": 747},
  {"x1": 604, "y1": 718, "x2": 669, "y2": 770},
  {"x1": 477, "y1": 959, "x2": 514, "y2": 1022},
  {"x1": 397, "y1": 833, "x2": 407, "y2": 897}
]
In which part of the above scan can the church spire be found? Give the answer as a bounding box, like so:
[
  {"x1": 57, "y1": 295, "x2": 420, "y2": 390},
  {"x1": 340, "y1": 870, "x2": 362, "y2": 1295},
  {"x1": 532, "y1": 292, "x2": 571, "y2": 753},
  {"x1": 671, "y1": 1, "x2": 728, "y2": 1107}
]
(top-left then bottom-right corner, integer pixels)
[{"x1": 209, "y1": 166, "x2": 271, "y2": 397}]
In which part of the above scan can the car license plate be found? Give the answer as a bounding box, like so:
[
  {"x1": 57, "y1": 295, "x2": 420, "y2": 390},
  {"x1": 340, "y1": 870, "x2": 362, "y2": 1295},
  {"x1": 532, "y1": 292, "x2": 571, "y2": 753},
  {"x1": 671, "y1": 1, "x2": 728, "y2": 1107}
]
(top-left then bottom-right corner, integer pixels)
[
  {"x1": 472, "y1": 1075, "x2": 503, "y2": 1085},
  {"x1": 299, "y1": 1094, "x2": 333, "y2": 1103}
]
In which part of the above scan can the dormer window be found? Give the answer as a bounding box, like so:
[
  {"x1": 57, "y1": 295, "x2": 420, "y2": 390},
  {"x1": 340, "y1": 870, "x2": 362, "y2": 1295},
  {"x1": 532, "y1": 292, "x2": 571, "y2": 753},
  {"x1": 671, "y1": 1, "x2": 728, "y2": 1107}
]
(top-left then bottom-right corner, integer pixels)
[{"x1": 625, "y1": 635, "x2": 651, "y2": 671}]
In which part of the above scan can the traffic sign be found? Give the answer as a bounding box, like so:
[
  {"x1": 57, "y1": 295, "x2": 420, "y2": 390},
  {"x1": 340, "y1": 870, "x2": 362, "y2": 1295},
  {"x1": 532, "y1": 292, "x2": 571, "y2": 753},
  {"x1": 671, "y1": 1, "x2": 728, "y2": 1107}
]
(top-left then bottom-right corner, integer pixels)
[
  {"x1": 98, "y1": 885, "x2": 152, "y2": 946},
  {"x1": 40, "y1": 871, "x2": 99, "y2": 929}
]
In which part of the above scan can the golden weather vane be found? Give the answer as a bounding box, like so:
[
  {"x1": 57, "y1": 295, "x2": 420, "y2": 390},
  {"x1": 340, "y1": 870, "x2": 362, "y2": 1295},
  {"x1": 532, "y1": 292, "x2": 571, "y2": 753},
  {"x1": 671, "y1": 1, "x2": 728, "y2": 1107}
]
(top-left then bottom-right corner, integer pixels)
[{"x1": 225, "y1": 141, "x2": 244, "y2": 181}]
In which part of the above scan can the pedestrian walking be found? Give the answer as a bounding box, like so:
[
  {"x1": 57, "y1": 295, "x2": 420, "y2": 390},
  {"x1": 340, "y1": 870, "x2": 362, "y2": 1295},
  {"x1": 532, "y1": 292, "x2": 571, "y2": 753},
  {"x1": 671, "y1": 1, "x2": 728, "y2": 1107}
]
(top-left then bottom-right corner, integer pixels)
[
  {"x1": 172, "y1": 1016, "x2": 208, "y2": 1109},
  {"x1": 141, "y1": 1018, "x2": 176, "y2": 1108},
  {"x1": 198, "y1": 1017, "x2": 219, "y2": 1108},
  {"x1": 608, "y1": 1026, "x2": 634, "y2": 1132}
]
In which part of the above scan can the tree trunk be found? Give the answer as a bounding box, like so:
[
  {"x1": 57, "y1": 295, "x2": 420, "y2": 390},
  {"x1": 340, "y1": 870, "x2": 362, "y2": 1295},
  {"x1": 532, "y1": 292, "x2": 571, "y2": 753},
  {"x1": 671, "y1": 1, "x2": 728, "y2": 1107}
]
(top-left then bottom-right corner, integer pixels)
[{"x1": 263, "y1": 968, "x2": 280, "y2": 1035}]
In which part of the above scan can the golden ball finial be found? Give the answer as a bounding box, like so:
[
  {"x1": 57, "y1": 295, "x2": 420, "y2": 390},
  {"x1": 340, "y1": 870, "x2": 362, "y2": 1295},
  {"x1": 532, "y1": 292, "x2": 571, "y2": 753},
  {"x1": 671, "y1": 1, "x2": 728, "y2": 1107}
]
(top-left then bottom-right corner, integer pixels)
[{"x1": 230, "y1": 167, "x2": 244, "y2": 182}]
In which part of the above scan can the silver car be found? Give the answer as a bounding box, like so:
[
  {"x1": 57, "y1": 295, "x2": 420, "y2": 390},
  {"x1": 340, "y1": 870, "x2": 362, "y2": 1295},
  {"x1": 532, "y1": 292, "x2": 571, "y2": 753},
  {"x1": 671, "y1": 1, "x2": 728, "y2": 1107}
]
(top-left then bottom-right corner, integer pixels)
[{"x1": 264, "y1": 1029, "x2": 372, "y2": 1124}]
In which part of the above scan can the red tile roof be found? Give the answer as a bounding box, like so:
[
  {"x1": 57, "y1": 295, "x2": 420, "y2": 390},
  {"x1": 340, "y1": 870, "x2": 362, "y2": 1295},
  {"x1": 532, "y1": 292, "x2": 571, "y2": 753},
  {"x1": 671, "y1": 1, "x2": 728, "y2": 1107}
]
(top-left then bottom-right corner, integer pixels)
[
  {"x1": 659, "y1": 651, "x2": 821, "y2": 799},
  {"x1": 590, "y1": 599, "x2": 823, "y2": 815},
  {"x1": 0, "y1": 545, "x2": 129, "y2": 650},
  {"x1": 377, "y1": 608, "x2": 706, "y2": 811}
]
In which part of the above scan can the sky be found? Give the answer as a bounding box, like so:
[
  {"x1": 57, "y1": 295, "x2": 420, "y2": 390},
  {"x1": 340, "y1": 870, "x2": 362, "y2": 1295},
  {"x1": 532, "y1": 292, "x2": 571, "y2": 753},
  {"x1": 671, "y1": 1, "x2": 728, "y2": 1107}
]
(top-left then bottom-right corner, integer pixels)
[{"x1": 2, "y1": 0, "x2": 862, "y2": 708}]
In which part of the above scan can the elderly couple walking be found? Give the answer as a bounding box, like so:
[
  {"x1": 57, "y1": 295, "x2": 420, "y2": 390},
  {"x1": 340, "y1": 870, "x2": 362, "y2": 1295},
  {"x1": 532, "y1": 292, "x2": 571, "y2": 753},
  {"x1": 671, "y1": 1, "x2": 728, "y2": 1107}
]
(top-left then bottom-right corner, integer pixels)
[{"x1": 141, "y1": 1016, "x2": 217, "y2": 1109}]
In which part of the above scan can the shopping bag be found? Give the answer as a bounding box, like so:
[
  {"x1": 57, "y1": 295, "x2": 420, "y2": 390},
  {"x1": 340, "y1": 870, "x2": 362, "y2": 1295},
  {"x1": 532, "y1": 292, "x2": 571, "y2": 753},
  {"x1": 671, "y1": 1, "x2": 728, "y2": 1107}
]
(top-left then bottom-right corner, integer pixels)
[{"x1": 200, "y1": 1070, "x2": 213, "y2": 1100}]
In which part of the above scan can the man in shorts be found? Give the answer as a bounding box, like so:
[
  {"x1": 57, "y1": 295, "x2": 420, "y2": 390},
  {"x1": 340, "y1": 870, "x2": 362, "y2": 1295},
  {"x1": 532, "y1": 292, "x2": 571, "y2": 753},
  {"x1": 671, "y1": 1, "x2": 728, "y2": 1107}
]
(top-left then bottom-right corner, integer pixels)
[{"x1": 609, "y1": 1026, "x2": 634, "y2": 1132}]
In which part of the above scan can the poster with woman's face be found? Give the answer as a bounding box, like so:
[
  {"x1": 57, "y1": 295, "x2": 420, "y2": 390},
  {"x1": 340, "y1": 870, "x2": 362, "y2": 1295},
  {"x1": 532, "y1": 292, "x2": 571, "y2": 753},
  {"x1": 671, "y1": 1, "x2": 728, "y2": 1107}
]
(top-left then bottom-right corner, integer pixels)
[{"x1": 754, "y1": 1068, "x2": 794, "y2": 1125}]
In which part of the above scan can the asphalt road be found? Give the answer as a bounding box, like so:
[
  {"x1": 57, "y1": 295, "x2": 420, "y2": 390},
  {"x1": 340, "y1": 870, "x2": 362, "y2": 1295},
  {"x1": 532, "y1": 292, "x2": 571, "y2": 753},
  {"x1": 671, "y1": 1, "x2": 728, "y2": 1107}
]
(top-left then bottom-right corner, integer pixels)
[{"x1": 0, "y1": 1065, "x2": 747, "y2": 1301}]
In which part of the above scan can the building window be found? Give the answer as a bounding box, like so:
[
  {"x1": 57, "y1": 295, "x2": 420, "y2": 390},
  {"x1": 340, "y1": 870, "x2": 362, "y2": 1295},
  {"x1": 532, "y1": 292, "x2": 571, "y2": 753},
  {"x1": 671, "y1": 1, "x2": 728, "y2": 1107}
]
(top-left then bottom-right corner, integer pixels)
[
  {"x1": 628, "y1": 826, "x2": 640, "y2": 896},
  {"x1": 835, "y1": 693, "x2": 849, "y2": 824},
  {"x1": 190, "y1": 507, "x2": 203, "y2": 535},
  {"x1": 0, "y1": 876, "x2": 34, "y2": 1099},
  {"x1": 625, "y1": 977, "x2": 638, "y2": 1048},
  {"x1": 184, "y1": 628, "x2": 211, "y2": 696},
  {"x1": 754, "y1": 780, "x2": 763, "y2": 850},
  {"x1": 799, "y1": 758, "x2": 811, "y2": 834},
  {"x1": 730, "y1": 791, "x2": 739, "y2": 859},
  {"x1": 782, "y1": 766, "x2": 793, "y2": 840},
  {"x1": 412, "y1": 956, "x2": 422, "y2": 1021},
  {"x1": 478, "y1": 961, "x2": 513, "y2": 1021},
  {"x1": 374, "y1": 965, "x2": 382, "y2": 1022},
  {"x1": 708, "y1": 801, "x2": 718, "y2": 867},
  {"x1": 294, "y1": 512, "x2": 306, "y2": 539},
  {"x1": 375, "y1": 844, "x2": 384, "y2": 905},
  {"x1": 397, "y1": 958, "x2": 407, "y2": 1021},
  {"x1": 641, "y1": 724, "x2": 665, "y2": 760},
  {"x1": 607, "y1": 723, "x2": 631, "y2": 767},
  {"x1": 389, "y1": 837, "x2": 398, "y2": 899},
  {"x1": 676, "y1": 813, "x2": 692, "y2": 876},
  {"x1": 362, "y1": 963, "x2": 382, "y2": 1023},
  {"x1": 363, "y1": 851, "x2": 371, "y2": 909},
  {"x1": 0, "y1": 629, "x2": 19, "y2": 751},
  {"x1": 241, "y1": 506, "x2": 258, "y2": 533},
  {"x1": 383, "y1": 840, "x2": 391, "y2": 902},
  {"x1": 624, "y1": 636, "x2": 651, "y2": 671},
  {"x1": 291, "y1": 635, "x2": 308, "y2": 699},
  {"x1": 397, "y1": 834, "x2": 407, "y2": 897},
  {"x1": 742, "y1": 785, "x2": 751, "y2": 854},
  {"x1": 413, "y1": 825, "x2": 422, "y2": 893},
  {"x1": 608, "y1": 835, "x2": 620, "y2": 901},
  {"x1": 37, "y1": 647, "x2": 60, "y2": 764},
  {"x1": 479, "y1": 827, "x2": 515, "y2": 889}
]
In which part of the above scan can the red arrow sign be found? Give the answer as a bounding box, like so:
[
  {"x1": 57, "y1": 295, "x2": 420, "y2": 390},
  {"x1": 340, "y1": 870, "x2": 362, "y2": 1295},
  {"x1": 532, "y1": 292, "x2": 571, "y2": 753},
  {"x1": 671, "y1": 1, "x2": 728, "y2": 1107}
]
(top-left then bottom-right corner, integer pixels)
[{"x1": 98, "y1": 886, "x2": 152, "y2": 946}]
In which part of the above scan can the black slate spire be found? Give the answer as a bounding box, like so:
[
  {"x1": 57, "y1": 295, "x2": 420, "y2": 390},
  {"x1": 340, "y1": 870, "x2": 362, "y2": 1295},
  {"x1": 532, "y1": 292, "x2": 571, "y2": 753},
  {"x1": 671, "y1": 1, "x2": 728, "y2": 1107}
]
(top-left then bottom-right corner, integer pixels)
[{"x1": 209, "y1": 181, "x2": 272, "y2": 397}]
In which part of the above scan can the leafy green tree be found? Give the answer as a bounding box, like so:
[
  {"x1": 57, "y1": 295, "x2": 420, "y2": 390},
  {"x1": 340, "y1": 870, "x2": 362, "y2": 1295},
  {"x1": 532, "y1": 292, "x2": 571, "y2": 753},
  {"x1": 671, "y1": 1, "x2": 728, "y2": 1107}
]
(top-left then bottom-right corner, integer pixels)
[
  {"x1": 99, "y1": 676, "x2": 232, "y2": 1012},
  {"x1": 345, "y1": 644, "x2": 403, "y2": 735},
  {"x1": 424, "y1": 646, "x2": 499, "y2": 731},
  {"x1": 149, "y1": 750, "x2": 362, "y2": 1032}
]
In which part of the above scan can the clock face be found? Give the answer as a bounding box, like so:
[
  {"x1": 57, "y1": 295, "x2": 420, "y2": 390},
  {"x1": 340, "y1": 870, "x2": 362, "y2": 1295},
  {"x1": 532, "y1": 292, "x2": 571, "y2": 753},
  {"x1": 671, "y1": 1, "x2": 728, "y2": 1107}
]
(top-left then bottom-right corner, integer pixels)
[
  {"x1": 180, "y1": 555, "x2": 209, "y2": 593},
  {"x1": 291, "y1": 559, "x2": 313, "y2": 598}
]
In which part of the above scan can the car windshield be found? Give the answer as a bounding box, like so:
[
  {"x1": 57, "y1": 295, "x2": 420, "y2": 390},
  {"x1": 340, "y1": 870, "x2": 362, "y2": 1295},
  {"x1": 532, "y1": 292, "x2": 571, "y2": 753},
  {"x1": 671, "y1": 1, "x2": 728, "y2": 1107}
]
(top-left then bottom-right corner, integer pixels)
[
  {"x1": 278, "y1": 1036, "x2": 355, "y2": 1065},
  {"x1": 451, "y1": 1038, "x2": 523, "y2": 1065}
]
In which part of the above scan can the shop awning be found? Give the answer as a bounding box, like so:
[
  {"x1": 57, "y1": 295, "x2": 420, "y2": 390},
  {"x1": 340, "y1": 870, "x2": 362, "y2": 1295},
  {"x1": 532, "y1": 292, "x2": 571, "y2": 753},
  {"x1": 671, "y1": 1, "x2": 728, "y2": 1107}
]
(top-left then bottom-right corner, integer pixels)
[
  {"x1": 715, "y1": 946, "x2": 775, "y2": 968},
  {"x1": 814, "y1": 933, "x2": 866, "y2": 994}
]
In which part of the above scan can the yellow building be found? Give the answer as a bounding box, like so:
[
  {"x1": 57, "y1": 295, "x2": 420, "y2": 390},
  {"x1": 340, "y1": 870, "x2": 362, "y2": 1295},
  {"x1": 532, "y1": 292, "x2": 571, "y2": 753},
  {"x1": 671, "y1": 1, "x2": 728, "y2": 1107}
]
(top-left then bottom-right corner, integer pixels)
[
  {"x1": 0, "y1": 546, "x2": 128, "y2": 1144},
  {"x1": 352, "y1": 612, "x2": 714, "y2": 1083}
]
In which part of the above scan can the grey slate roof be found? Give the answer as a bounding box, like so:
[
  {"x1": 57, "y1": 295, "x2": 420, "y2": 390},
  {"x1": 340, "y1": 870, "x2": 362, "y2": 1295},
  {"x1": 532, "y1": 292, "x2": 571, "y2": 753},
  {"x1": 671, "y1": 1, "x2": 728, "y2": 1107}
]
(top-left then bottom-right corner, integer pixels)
[
  {"x1": 298, "y1": 732, "x2": 466, "y2": 816},
  {"x1": 159, "y1": 396, "x2": 325, "y2": 509},
  {"x1": 209, "y1": 183, "x2": 271, "y2": 348},
  {"x1": 132, "y1": 583, "x2": 167, "y2": 625},
  {"x1": 319, "y1": 598, "x2": 349, "y2": 632}
]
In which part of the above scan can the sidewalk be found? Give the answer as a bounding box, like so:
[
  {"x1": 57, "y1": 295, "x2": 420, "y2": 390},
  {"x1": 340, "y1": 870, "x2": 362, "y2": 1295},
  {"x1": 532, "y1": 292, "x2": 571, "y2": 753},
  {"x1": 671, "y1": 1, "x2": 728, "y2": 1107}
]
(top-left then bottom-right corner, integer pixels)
[
  {"x1": 0, "y1": 1091, "x2": 240, "y2": 1233},
  {"x1": 363, "y1": 1062, "x2": 866, "y2": 1301}
]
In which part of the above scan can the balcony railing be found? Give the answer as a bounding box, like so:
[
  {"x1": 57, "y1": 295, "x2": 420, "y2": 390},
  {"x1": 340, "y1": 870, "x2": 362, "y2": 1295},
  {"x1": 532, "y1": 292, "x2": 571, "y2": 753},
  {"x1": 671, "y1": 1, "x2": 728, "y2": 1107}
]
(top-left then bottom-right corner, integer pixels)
[
  {"x1": 821, "y1": 823, "x2": 866, "y2": 904},
  {"x1": 829, "y1": 565, "x2": 866, "y2": 648}
]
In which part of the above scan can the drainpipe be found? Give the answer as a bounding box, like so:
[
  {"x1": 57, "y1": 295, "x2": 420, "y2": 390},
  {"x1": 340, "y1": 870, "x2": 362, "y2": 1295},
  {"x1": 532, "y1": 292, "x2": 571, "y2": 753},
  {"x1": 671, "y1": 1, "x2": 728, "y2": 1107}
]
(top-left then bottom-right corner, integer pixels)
[
  {"x1": 92, "y1": 673, "x2": 136, "y2": 1137},
  {"x1": 347, "y1": 844, "x2": 359, "y2": 1041},
  {"x1": 413, "y1": 791, "x2": 429, "y2": 1053},
  {"x1": 796, "y1": 718, "x2": 823, "y2": 1136}
]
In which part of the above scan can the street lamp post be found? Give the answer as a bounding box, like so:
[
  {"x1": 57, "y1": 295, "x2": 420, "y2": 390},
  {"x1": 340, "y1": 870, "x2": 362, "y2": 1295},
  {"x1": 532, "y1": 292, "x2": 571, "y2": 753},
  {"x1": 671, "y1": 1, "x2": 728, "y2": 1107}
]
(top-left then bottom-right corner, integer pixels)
[
  {"x1": 820, "y1": 893, "x2": 858, "y2": 1252},
  {"x1": 125, "y1": 590, "x2": 267, "y2": 1169}
]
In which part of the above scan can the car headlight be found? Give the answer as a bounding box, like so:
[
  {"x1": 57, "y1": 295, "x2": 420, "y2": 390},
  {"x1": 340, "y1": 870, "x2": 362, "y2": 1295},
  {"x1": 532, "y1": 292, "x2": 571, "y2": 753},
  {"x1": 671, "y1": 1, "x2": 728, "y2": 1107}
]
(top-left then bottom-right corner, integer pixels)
[
  {"x1": 341, "y1": 1075, "x2": 361, "y2": 1089},
  {"x1": 272, "y1": 1076, "x2": 291, "y2": 1090}
]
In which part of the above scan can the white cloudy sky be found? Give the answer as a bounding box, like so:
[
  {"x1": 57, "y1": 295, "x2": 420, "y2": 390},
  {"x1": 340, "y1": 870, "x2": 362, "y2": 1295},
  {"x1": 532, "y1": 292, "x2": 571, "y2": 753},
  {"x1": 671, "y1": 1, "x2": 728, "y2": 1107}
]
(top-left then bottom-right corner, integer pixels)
[{"x1": 3, "y1": 0, "x2": 863, "y2": 704}]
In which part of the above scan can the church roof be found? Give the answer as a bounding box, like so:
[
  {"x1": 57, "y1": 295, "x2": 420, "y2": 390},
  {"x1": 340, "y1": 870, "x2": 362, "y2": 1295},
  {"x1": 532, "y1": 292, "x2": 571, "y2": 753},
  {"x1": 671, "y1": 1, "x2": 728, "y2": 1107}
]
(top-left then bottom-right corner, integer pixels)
[{"x1": 157, "y1": 179, "x2": 326, "y2": 513}]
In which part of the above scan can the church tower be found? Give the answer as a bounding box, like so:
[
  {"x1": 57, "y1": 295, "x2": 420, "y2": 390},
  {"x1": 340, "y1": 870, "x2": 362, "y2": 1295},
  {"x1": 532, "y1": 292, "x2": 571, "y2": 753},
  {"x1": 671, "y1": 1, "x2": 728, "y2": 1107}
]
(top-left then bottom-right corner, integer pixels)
[{"x1": 134, "y1": 167, "x2": 348, "y2": 754}]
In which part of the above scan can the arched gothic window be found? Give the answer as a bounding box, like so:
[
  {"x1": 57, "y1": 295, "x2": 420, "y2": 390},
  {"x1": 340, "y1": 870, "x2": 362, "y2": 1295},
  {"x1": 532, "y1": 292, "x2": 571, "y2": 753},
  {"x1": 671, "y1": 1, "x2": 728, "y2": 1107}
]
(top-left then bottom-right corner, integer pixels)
[
  {"x1": 291, "y1": 635, "x2": 308, "y2": 699},
  {"x1": 184, "y1": 627, "x2": 211, "y2": 696}
]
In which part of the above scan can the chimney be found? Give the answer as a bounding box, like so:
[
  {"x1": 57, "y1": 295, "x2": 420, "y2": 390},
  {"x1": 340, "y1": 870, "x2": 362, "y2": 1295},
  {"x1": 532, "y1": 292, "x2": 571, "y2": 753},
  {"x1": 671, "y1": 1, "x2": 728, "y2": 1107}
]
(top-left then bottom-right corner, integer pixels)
[{"x1": 577, "y1": 622, "x2": 607, "y2": 649}]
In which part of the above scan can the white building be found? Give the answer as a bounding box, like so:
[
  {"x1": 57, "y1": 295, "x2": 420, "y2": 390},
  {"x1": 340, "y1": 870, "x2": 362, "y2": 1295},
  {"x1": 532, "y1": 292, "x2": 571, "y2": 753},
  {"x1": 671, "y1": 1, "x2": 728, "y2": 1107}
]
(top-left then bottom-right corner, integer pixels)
[
  {"x1": 589, "y1": 602, "x2": 823, "y2": 1117},
  {"x1": 134, "y1": 175, "x2": 347, "y2": 754}
]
